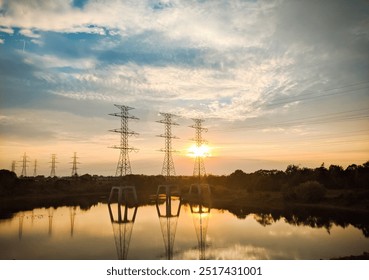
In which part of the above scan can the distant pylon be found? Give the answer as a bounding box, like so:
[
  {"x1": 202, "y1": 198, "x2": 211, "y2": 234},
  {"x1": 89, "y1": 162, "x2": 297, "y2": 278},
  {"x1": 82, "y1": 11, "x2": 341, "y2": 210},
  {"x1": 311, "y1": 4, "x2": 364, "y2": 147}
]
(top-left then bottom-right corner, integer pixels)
[
  {"x1": 109, "y1": 104, "x2": 139, "y2": 177},
  {"x1": 190, "y1": 119, "x2": 208, "y2": 178},
  {"x1": 49, "y1": 154, "x2": 58, "y2": 177},
  {"x1": 33, "y1": 159, "x2": 37, "y2": 177},
  {"x1": 11, "y1": 161, "x2": 16, "y2": 173},
  {"x1": 157, "y1": 113, "x2": 179, "y2": 179},
  {"x1": 70, "y1": 152, "x2": 80, "y2": 177},
  {"x1": 20, "y1": 153, "x2": 30, "y2": 177}
]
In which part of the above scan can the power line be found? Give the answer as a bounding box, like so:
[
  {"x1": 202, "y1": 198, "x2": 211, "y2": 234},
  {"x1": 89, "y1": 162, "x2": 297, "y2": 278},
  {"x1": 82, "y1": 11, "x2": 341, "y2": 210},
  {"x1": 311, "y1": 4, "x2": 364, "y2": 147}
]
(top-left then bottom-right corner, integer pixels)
[
  {"x1": 264, "y1": 81, "x2": 369, "y2": 108},
  {"x1": 211, "y1": 107, "x2": 369, "y2": 132}
]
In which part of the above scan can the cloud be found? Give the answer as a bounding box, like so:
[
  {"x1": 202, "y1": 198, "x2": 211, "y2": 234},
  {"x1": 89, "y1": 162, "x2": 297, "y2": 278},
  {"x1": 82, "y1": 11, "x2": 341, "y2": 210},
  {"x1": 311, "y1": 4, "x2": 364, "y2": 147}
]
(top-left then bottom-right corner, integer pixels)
[
  {"x1": 23, "y1": 52, "x2": 96, "y2": 69},
  {"x1": 1, "y1": 0, "x2": 368, "y2": 123},
  {"x1": 0, "y1": 0, "x2": 275, "y2": 50},
  {"x1": 0, "y1": 26, "x2": 14, "y2": 34},
  {"x1": 29, "y1": 54, "x2": 295, "y2": 121},
  {"x1": 19, "y1": 29, "x2": 40, "y2": 38}
]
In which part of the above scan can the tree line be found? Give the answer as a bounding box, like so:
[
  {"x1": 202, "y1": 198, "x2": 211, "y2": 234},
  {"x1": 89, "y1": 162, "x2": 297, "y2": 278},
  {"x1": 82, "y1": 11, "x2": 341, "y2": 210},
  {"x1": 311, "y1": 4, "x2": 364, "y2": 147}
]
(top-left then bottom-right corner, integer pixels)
[{"x1": 207, "y1": 161, "x2": 369, "y2": 192}]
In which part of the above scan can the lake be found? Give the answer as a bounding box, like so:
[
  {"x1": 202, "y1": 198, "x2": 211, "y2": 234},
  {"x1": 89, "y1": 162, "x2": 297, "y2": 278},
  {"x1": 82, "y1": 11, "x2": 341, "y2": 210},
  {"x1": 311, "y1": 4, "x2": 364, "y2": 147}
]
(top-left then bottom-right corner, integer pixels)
[{"x1": 1, "y1": 199, "x2": 368, "y2": 260}]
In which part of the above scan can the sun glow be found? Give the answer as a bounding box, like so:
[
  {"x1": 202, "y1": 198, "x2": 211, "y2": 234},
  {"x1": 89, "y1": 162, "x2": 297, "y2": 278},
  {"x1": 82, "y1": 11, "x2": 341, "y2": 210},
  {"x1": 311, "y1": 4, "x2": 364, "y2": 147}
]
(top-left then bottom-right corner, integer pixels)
[{"x1": 187, "y1": 144, "x2": 211, "y2": 158}]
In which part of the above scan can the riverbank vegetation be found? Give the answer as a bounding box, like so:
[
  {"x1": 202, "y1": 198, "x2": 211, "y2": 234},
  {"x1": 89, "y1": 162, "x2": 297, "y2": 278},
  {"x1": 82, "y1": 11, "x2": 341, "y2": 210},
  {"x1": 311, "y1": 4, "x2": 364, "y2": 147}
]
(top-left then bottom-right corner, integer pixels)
[{"x1": 1, "y1": 161, "x2": 368, "y2": 217}]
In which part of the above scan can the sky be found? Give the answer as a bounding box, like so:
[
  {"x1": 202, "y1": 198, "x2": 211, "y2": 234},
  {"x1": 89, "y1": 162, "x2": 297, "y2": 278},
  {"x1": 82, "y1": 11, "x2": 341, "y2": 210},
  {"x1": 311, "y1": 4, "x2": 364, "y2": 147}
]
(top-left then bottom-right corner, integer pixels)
[{"x1": 0, "y1": 0, "x2": 368, "y2": 177}]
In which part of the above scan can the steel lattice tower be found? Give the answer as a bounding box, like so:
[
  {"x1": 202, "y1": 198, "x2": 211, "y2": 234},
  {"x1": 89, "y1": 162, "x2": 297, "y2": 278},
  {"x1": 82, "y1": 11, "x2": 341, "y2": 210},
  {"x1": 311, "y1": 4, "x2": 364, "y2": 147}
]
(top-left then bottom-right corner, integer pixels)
[
  {"x1": 190, "y1": 119, "x2": 208, "y2": 178},
  {"x1": 71, "y1": 152, "x2": 80, "y2": 177},
  {"x1": 157, "y1": 113, "x2": 179, "y2": 179},
  {"x1": 11, "y1": 161, "x2": 16, "y2": 173},
  {"x1": 109, "y1": 104, "x2": 139, "y2": 177},
  {"x1": 33, "y1": 159, "x2": 37, "y2": 177},
  {"x1": 49, "y1": 154, "x2": 58, "y2": 177},
  {"x1": 20, "y1": 153, "x2": 29, "y2": 177}
]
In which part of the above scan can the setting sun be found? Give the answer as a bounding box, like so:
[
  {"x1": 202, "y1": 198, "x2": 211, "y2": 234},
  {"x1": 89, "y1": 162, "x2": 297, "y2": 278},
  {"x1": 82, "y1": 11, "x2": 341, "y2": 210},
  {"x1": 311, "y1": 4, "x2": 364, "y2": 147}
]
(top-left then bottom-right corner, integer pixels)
[{"x1": 187, "y1": 144, "x2": 211, "y2": 158}]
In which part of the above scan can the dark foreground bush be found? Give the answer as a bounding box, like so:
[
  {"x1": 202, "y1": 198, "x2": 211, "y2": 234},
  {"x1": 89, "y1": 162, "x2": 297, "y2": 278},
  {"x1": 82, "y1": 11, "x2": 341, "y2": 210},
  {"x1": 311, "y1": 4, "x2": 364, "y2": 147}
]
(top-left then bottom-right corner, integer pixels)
[
  {"x1": 0, "y1": 169, "x2": 18, "y2": 194},
  {"x1": 295, "y1": 181, "x2": 327, "y2": 203}
]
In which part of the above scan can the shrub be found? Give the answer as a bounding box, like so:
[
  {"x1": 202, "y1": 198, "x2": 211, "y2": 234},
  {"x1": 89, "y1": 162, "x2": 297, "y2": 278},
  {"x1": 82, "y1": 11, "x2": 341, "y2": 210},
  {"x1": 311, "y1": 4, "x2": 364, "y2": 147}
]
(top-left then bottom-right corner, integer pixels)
[
  {"x1": 0, "y1": 169, "x2": 18, "y2": 194},
  {"x1": 282, "y1": 184, "x2": 296, "y2": 200},
  {"x1": 295, "y1": 180, "x2": 327, "y2": 203}
]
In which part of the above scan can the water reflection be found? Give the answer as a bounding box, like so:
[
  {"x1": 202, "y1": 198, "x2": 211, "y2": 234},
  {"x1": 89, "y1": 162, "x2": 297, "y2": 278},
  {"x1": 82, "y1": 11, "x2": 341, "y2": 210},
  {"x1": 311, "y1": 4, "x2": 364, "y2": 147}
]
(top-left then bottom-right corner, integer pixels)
[
  {"x1": 70, "y1": 207, "x2": 76, "y2": 237},
  {"x1": 16, "y1": 207, "x2": 78, "y2": 241},
  {"x1": 107, "y1": 186, "x2": 139, "y2": 260},
  {"x1": 156, "y1": 185, "x2": 182, "y2": 260},
  {"x1": 1, "y1": 202, "x2": 369, "y2": 260},
  {"x1": 187, "y1": 183, "x2": 212, "y2": 260},
  {"x1": 18, "y1": 212, "x2": 24, "y2": 240},
  {"x1": 48, "y1": 208, "x2": 54, "y2": 236},
  {"x1": 190, "y1": 202, "x2": 211, "y2": 260}
]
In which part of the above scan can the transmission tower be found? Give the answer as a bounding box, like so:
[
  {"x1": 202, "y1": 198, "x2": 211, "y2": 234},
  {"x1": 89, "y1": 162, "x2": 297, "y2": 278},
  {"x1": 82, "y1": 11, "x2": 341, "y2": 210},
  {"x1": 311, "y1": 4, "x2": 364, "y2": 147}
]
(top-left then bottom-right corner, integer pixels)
[
  {"x1": 20, "y1": 153, "x2": 30, "y2": 177},
  {"x1": 70, "y1": 152, "x2": 80, "y2": 177},
  {"x1": 157, "y1": 113, "x2": 179, "y2": 179},
  {"x1": 109, "y1": 104, "x2": 139, "y2": 177},
  {"x1": 33, "y1": 159, "x2": 37, "y2": 177},
  {"x1": 190, "y1": 119, "x2": 208, "y2": 178},
  {"x1": 11, "y1": 161, "x2": 16, "y2": 173},
  {"x1": 49, "y1": 154, "x2": 58, "y2": 177}
]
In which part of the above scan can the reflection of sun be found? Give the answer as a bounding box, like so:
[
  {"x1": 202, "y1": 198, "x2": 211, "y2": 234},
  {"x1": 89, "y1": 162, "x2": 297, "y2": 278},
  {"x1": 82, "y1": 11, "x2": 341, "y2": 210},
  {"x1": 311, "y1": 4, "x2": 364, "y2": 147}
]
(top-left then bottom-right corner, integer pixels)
[{"x1": 187, "y1": 144, "x2": 211, "y2": 158}]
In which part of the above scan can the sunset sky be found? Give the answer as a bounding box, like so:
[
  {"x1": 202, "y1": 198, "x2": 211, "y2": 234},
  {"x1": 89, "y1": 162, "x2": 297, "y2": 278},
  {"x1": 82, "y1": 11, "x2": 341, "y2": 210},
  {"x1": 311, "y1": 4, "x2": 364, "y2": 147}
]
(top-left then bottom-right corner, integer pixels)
[{"x1": 1, "y1": 0, "x2": 368, "y2": 176}]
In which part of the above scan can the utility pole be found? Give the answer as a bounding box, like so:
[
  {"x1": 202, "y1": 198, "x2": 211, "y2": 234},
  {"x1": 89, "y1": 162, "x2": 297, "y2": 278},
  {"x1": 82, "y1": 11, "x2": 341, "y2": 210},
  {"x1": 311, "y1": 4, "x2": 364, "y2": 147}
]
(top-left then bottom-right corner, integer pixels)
[
  {"x1": 109, "y1": 104, "x2": 139, "y2": 177},
  {"x1": 190, "y1": 119, "x2": 208, "y2": 178},
  {"x1": 156, "y1": 113, "x2": 179, "y2": 179}
]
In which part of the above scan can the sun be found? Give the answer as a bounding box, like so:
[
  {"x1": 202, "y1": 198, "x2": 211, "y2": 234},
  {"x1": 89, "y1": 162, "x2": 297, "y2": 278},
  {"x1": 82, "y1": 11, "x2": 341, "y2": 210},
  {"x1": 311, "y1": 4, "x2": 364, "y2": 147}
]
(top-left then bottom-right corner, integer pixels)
[{"x1": 187, "y1": 144, "x2": 211, "y2": 158}]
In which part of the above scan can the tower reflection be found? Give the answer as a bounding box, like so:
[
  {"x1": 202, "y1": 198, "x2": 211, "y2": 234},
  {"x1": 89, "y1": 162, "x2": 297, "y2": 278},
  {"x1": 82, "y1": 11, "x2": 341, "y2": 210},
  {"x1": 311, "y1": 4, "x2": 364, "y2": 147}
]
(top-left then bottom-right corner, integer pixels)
[
  {"x1": 107, "y1": 186, "x2": 138, "y2": 260},
  {"x1": 48, "y1": 207, "x2": 54, "y2": 237},
  {"x1": 18, "y1": 212, "x2": 24, "y2": 240},
  {"x1": 156, "y1": 185, "x2": 182, "y2": 260},
  {"x1": 69, "y1": 206, "x2": 76, "y2": 237},
  {"x1": 190, "y1": 201, "x2": 211, "y2": 260}
]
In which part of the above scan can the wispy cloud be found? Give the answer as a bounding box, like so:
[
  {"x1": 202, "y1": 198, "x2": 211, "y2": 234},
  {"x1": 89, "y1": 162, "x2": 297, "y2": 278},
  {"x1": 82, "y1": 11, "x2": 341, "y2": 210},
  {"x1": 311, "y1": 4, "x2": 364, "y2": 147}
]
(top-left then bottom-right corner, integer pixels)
[
  {"x1": 23, "y1": 52, "x2": 96, "y2": 69},
  {"x1": 0, "y1": 26, "x2": 13, "y2": 34}
]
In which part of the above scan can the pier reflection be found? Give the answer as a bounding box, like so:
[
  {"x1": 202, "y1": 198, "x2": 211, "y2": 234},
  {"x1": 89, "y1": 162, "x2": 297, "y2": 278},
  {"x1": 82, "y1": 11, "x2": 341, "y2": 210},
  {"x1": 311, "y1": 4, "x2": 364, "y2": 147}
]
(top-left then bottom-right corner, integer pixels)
[{"x1": 107, "y1": 186, "x2": 139, "y2": 260}]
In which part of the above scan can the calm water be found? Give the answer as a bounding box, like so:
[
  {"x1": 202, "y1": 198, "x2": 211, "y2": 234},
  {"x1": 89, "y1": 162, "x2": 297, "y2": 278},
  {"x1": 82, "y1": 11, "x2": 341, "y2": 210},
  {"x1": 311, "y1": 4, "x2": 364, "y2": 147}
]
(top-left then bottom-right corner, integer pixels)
[{"x1": 0, "y1": 203, "x2": 368, "y2": 260}]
